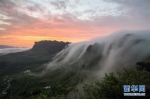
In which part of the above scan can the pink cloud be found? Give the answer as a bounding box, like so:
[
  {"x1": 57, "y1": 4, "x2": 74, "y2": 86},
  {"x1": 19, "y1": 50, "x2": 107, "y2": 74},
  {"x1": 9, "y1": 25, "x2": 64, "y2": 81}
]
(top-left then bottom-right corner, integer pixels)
[{"x1": 0, "y1": 0, "x2": 150, "y2": 47}]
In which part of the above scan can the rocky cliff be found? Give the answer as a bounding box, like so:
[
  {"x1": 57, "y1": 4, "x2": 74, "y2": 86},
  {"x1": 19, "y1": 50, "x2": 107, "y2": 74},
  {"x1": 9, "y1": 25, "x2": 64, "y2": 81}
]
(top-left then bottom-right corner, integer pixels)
[{"x1": 31, "y1": 40, "x2": 70, "y2": 54}]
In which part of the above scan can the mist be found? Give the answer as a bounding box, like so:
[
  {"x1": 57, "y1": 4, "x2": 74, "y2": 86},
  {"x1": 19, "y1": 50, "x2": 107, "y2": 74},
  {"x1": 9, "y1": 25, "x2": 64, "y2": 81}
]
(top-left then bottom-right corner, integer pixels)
[{"x1": 0, "y1": 48, "x2": 31, "y2": 55}]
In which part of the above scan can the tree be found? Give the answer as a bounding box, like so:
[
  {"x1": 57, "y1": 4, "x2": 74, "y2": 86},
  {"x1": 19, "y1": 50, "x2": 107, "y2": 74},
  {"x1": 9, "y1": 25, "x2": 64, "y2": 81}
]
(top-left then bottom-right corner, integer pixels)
[{"x1": 80, "y1": 66, "x2": 150, "y2": 99}]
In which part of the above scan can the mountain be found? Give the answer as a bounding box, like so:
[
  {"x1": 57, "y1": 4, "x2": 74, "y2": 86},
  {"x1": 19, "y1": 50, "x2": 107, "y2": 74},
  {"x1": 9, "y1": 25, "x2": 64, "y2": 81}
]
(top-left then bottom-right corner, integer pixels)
[
  {"x1": 32, "y1": 40, "x2": 70, "y2": 54},
  {"x1": 0, "y1": 40, "x2": 70, "y2": 75},
  {"x1": 0, "y1": 45, "x2": 17, "y2": 49},
  {"x1": 0, "y1": 40, "x2": 71, "y2": 98},
  {"x1": 0, "y1": 31, "x2": 150, "y2": 99}
]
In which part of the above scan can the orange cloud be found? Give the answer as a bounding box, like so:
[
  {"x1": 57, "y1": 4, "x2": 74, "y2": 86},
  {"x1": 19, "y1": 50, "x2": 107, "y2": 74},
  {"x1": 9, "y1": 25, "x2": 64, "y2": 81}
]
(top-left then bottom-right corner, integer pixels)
[{"x1": 0, "y1": 26, "x2": 115, "y2": 47}]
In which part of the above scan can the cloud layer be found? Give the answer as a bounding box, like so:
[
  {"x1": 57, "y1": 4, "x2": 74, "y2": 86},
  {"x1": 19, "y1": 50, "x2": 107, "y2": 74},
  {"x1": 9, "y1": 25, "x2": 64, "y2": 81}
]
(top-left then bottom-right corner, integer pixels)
[{"x1": 44, "y1": 30, "x2": 150, "y2": 85}]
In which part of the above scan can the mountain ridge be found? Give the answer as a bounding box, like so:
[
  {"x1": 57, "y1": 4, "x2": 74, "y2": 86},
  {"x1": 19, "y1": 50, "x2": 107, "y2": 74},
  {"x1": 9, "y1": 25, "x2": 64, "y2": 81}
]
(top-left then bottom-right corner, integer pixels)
[{"x1": 0, "y1": 45, "x2": 18, "y2": 49}]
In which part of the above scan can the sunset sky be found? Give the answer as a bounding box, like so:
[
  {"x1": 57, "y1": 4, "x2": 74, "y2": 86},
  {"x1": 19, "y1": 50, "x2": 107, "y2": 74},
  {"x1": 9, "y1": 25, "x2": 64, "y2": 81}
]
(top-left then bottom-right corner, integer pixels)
[{"x1": 0, "y1": 0, "x2": 150, "y2": 47}]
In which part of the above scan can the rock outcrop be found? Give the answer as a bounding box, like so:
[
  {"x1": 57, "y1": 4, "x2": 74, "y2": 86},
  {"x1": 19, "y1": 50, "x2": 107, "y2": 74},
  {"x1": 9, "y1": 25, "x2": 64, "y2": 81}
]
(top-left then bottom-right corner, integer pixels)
[{"x1": 31, "y1": 40, "x2": 70, "y2": 54}]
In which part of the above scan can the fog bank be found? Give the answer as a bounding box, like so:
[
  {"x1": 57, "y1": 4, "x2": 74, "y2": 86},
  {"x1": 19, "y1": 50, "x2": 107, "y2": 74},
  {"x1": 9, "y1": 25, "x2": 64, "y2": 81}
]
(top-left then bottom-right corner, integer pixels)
[
  {"x1": 0, "y1": 48, "x2": 31, "y2": 55},
  {"x1": 46, "y1": 30, "x2": 150, "y2": 79}
]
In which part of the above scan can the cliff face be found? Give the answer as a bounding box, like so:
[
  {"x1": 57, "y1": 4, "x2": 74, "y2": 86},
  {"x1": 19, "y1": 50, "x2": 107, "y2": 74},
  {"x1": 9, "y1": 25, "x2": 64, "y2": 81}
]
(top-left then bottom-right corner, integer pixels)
[{"x1": 32, "y1": 40, "x2": 70, "y2": 54}]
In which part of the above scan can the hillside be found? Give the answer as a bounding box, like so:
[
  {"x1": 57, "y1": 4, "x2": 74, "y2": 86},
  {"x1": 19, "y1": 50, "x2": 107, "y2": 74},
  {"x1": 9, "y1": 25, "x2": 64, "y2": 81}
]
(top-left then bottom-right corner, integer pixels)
[
  {"x1": 0, "y1": 40, "x2": 71, "y2": 98},
  {"x1": 0, "y1": 40, "x2": 70, "y2": 76}
]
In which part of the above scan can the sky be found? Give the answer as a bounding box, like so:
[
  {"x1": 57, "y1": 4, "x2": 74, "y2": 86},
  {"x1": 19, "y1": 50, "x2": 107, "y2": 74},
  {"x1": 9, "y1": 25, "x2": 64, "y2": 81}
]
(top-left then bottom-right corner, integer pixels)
[{"x1": 0, "y1": 0, "x2": 150, "y2": 47}]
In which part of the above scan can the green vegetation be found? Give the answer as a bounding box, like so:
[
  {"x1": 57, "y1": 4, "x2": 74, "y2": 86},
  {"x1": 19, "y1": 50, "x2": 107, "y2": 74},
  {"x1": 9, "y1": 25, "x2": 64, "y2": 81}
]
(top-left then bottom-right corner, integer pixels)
[
  {"x1": 0, "y1": 67, "x2": 84, "y2": 99},
  {"x1": 80, "y1": 66, "x2": 150, "y2": 99},
  {"x1": 1, "y1": 61, "x2": 150, "y2": 99}
]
